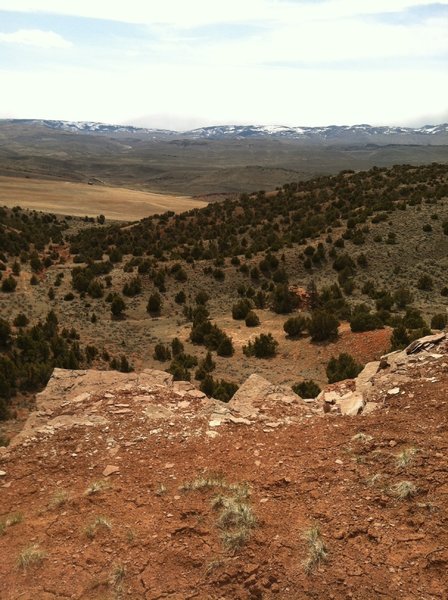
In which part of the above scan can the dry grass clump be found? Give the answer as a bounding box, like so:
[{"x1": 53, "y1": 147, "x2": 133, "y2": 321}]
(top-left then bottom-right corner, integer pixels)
[
  {"x1": 0, "y1": 512, "x2": 23, "y2": 535},
  {"x1": 182, "y1": 473, "x2": 255, "y2": 553},
  {"x1": 84, "y1": 480, "x2": 109, "y2": 496},
  {"x1": 17, "y1": 544, "x2": 46, "y2": 571},
  {"x1": 395, "y1": 447, "x2": 418, "y2": 469},
  {"x1": 390, "y1": 480, "x2": 418, "y2": 500},
  {"x1": 49, "y1": 489, "x2": 71, "y2": 508},
  {"x1": 111, "y1": 562, "x2": 126, "y2": 594},
  {"x1": 351, "y1": 432, "x2": 373, "y2": 443},
  {"x1": 302, "y1": 526, "x2": 328, "y2": 573},
  {"x1": 85, "y1": 516, "x2": 112, "y2": 539}
]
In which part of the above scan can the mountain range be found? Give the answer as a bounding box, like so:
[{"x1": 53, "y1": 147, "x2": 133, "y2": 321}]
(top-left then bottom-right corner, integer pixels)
[{"x1": 4, "y1": 119, "x2": 448, "y2": 144}]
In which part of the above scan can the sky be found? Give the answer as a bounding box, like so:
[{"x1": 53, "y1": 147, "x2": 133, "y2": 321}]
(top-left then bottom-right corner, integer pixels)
[{"x1": 0, "y1": 0, "x2": 447, "y2": 129}]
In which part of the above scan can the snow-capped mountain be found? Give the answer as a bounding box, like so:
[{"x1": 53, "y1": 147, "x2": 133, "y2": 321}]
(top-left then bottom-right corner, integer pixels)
[
  {"x1": 3, "y1": 119, "x2": 448, "y2": 143},
  {"x1": 185, "y1": 123, "x2": 448, "y2": 140}
]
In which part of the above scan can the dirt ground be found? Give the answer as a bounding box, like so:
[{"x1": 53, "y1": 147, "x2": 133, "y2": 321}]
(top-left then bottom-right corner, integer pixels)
[
  {"x1": 0, "y1": 176, "x2": 205, "y2": 221},
  {"x1": 0, "y1": 354, "x2": 447, "y2": 599}
]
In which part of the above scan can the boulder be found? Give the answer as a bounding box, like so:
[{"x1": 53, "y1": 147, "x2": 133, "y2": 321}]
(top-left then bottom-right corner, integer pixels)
[
  {"x1": 355, "y1": 361, "x2": 380, "y2": 395},
  {"x1": 337, "y1": 392, "x2": 365, "y2": 416},
  {"x1": 229, "y1": 374, "x2": 302, "y2": 418},
  {"x1": 405, "y1": 333, "x2": 446, "y2": 355}
]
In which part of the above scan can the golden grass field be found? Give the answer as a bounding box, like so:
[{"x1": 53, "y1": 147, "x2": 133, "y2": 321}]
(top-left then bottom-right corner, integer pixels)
[{"x1": 0, "y1": 176, "x2": 206, "y2": 221}]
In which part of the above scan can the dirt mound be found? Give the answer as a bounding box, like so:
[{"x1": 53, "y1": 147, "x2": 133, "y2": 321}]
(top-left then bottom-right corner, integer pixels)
[{"x1": 1, "y1": 336, "x2": 448, "y2": 599}]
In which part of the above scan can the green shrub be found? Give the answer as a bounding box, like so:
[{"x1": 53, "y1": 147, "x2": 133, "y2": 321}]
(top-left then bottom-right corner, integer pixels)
[
  {"x1": 326, "y1": 353, "x2": 363, "y2": 383},
  {"x1": 175, "y1": 290, "x2": 186, "y2": 304},
  {"x1": 393, "y1": 287, "x2": 413, "y2": 309},
  {"x1": 147, "y1": 292, "x2": 162, "y2": 315},
  {"x1": 390, "y1": 325, "x2": 410, "y2": 351},
  {"x1": 308, "y1": 310, "x2": 339, "y2": 342},
  {"x1": 232, "y1": 299, "x2": 252, "y2": 320},
  {"x1": 417, "y1": 274, "x2": 433, "y2": 291},
  {"x1": 245, "y1": 311, "x2": 260, "y2": 327},
  {"x1": 271, "y1": 284, "x2": 299, "y2": 314},
  {"x1": 243, "y1": 333, "x2": 278, "y2": 358},
  {"x1": 123, "y1": 276, "x2": 142, "y2": 297},
  {"x1": 111, "y1": 295, "x2": 126, "y2": 318},
  {"x1": 292, "y1": 380, "x2": 321, "y2": 399},
  {"x1": 13, "y1": 313, "x2": 29, "y2": 328},
  {"x1": 199, "y1": 375, "x2": 238, "y2": 402},
  {"x1": 283, "y1": 316, "x2": 306, "y2": 338},
  {"x1": 153, "y1": 343, "x2": 171, "y2": 362},
  {"x1": 350, "y1": 309, "x2": 383, "y2": 332},
  {"x1": 431, "y1": 313, "x2": 447, "y2": 330},
  {"x1": 402, "y1": 308, "x2": 426, "y2": 330},
  {"x1": 1, "y1": 276, "x2": 17, "y2": 293}
]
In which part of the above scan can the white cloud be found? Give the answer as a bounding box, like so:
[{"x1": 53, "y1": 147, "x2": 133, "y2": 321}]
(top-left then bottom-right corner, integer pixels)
[
  {"x1": 0, "y1": 1, "x2": 446, "y2": 126},
  {"x1": 0, "y1": 0, "x2": 443, "y2": 28},
  {"x1": 0, "y1": 28, "x2": 72, "y2": 48},
  {"x1": 1, "y1": 61, "x2": 446, "y2": 128}
]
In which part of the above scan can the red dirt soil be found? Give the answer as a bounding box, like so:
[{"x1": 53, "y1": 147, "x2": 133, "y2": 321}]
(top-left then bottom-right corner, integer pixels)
[{"x1": 1, "y1": 358, "x2": 447, "y2": 599}]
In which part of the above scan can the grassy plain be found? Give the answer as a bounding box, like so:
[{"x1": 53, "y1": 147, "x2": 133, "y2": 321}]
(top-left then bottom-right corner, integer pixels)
[{"x1": 0, "y1": 176, "x2": 205, "y2": 220}]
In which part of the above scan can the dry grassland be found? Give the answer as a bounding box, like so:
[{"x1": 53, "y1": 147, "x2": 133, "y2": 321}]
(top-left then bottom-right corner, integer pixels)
[{"x1": 0, "y1": 176, "x2": 205, "y2": 221}]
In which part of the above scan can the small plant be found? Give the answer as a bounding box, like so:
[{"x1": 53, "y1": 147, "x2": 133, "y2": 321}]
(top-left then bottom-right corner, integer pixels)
[
  {"x1": 390, "y1": 481, "x2": 417, "y2": 500},
  {"x1": 85, "y1": 516, "x2": 112, "y2": 539},
  {"x1": 126, "y1": 529, "x2": 136, "y2": 543},
  {"x1": 292, "y1": 380, "x2": 321, "y2": 399},
  {"x1": 214, "y1": 494, "x2": 256, "y2": 553},
  {"x1": 365, "y1": 473, "x2": 384, "y2": 488},
  {"x1": 50, "y1": 489, "x2": 70, "y2": 508},
  {"x1": 395, "y1": 447, "x2": 418, "y2": 469},
  {"x1": 181, "y1": 473, "x2": 226, "y2": 492},
  {"x1": 351, "y1": 432, "x2": 373, "y2": 443},
  {"x1": 243, "y1": 332, "x2": 278, "y2": 358},
  {"x1": 155, "y1": 483, "x2": 167, "y2": 496},
  {"x1": 111, "y1": 562, "x2": 126, "y2": 593},
  {"x1": 1, "y1": 512, "x2": 23, "y2": 535},
  {"x1": 17, "y1": 544, "x2": 46, "y2": 571},
  {"x1": 326, "y1": 353, "x2": 363, "y2": 383},
  {"x1": 182, "y1": 474, "x2": 255, "y2": 553},
  {"x1": 302, "y1": 526, "x2": 328, "y2": 573},
  {"x1": 84, "y1": 480, "x2": 108, "y2": 496}
]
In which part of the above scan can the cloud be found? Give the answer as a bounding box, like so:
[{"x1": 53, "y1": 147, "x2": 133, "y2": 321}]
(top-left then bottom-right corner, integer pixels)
[
  {"x1": 0, "y1": 28, "x2": 72, "y2": 48},
  {"x1": 0, "y1": 0, "x2": 444, "y2": 28}
]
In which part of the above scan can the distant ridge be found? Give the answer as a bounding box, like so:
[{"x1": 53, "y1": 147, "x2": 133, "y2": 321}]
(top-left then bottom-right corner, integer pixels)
[{"x1": 2, "y1": 118, "x2": 448, "y2": 144}]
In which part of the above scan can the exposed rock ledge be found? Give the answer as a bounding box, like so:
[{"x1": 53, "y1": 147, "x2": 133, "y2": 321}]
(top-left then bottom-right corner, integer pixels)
[
  {"x1": 317, "y1": 332, "x2": 447, "y2": 416},
  {"x1": 3, "y1": 332, "x2": 446, "y2": 454}
]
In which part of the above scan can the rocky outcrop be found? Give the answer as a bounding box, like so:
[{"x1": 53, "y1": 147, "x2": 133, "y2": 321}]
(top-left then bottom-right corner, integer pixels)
[
  {"x1": 229, "y1": 374, "x2": 305, "y2": 418},
  {"x1": 318, "y1": 332, "x2": 447, "y2": 417}
]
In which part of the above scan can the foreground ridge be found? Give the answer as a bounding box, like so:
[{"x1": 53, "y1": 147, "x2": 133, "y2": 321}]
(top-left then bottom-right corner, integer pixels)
[{"x1": 0, "y1": 333, "x2": 447, "y2": 598}]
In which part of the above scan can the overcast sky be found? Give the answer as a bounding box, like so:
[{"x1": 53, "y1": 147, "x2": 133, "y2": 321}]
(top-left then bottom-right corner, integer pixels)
[{"x1": 0, "y1": 0, "x2": 447, "y2": 129}]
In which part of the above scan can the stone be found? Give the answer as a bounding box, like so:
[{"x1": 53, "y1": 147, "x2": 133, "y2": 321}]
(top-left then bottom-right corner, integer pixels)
[
  {"x1": 0, "y1": 470, "x2": 6, "y2": 477},
  {"x1": 102, "y1": 465, "x2": 119, "y2": 477},
  {"x1": 387, "y1": 387, "x2": 400, "y2": 395},
  {"x1": 355, "y1": 361, "x2": 380, "y2": 393},
  {"x1": 229, "y1": 374, "x2": 303, "y2": 418},
  {"x1": 362, "y1": 402, "x2": 379, "y2": 415},
  {"x1": 227, "y1": 416, "x2": 251, "y2": 425},
  {"x1": 406, "y1": 332, "x2": 446, "y2": 355},
  {"x1": 337, "y1": 392, "x2": 364, "y2": 416}
]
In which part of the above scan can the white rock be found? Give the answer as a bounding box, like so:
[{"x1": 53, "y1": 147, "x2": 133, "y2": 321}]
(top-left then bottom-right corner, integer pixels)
[
  {"x1": 337, "y1": 392, "x2": 364, "y2": 416},
  {"x1": 387, "y1": 387, "x2": 400, "y2": 395}
]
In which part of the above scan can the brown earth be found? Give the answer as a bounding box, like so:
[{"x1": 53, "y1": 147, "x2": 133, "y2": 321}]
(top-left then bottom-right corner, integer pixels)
[
  {"x1": 0, "y1": 176, "x2": 205, "y2": 221},
  {"x1": 1, "y1": 338, "x2": 447, "y2": 599}
]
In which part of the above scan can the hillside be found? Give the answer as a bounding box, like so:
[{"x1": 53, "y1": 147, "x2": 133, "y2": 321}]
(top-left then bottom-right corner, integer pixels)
[
  {"x1": 0, "y1": 162, "x2": 447, "y2": 430},
  {"x1": 0, "y1": 120, "x2": 447, "y2": 195},
  {"x1": 0, "y1": 333, "x2": 447, "y2": 599}
]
